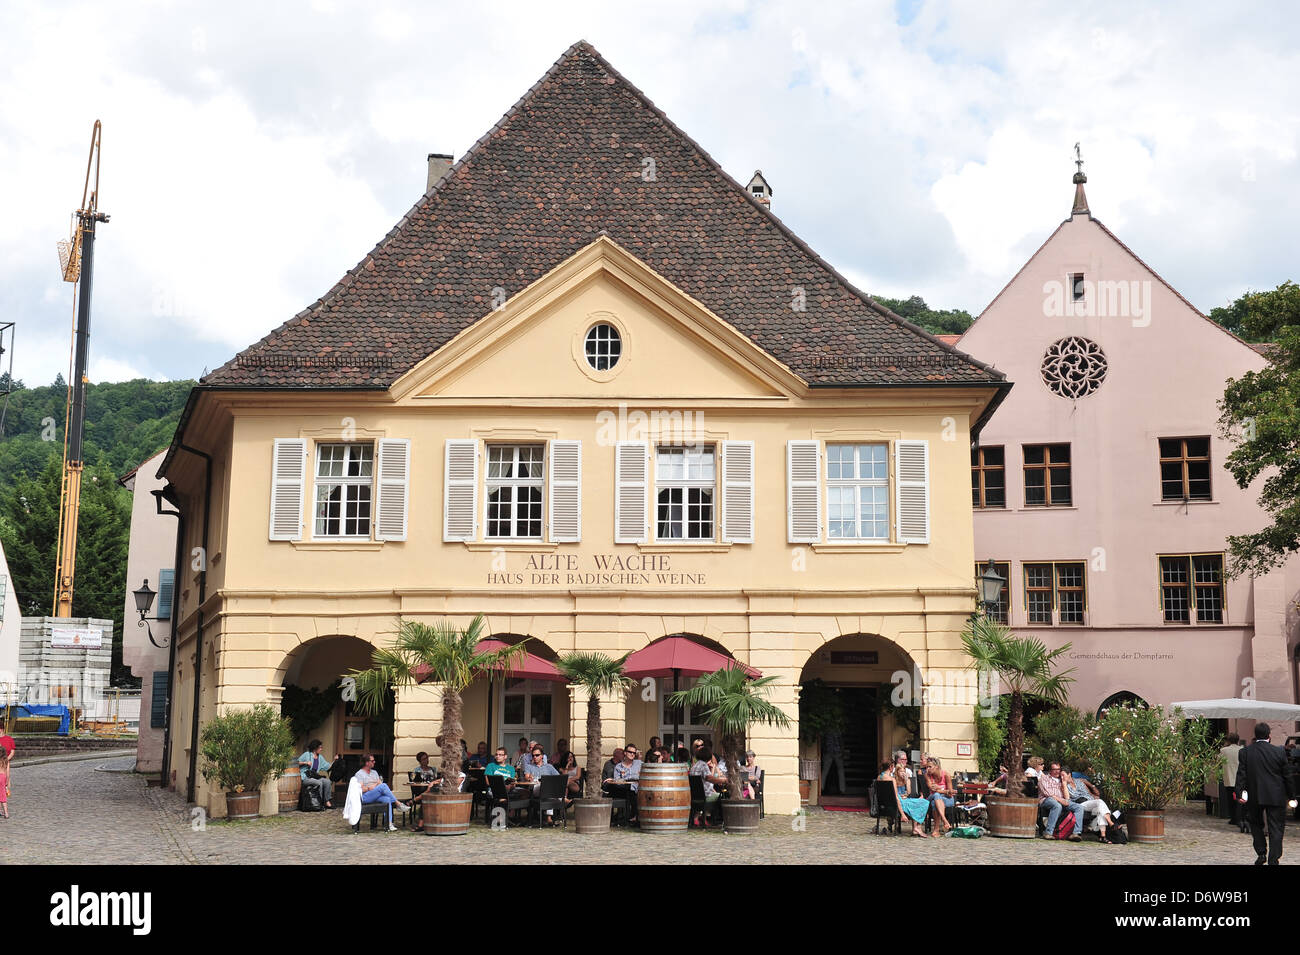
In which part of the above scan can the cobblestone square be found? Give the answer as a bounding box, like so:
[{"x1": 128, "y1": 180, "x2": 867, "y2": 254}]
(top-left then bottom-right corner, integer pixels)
[{"x1": 0, "y1": 755, "x2": 1286, "y2": 865}]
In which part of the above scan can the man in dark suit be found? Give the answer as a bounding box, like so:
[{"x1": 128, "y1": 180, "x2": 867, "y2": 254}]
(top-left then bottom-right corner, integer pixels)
[{"x1": 1236, "y1": 722, "x2": 1297, "y2": 865}]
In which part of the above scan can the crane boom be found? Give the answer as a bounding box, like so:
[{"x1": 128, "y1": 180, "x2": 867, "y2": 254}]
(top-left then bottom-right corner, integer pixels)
[{"x1": 52, "y1": 121, "x2": 108, "y2": 618}]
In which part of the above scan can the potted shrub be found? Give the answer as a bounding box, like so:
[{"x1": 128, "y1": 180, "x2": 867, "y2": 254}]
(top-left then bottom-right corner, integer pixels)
[
  {"x1": 961, "y1": 614, "x2": 1073, "y2": 838},
  {"x1": 199, "y1": 704, "x2": 295, "y2": 821},
  {"x1": 353, "y1": 615, "x2": 529, "y2": 836},
  {"x1": 669, "y1": 665, "x2": 791, "y2": 834},
  {"x1": 555, "y1": 651, "x2": 634, "y2": 834},
  {"x1": 1071, "y1": 703, "x2": 1220, "y2": 844}
]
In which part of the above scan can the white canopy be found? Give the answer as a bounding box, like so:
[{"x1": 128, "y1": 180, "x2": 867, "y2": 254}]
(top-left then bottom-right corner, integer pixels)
[{"x1": 1171, "y1": 698, "x2": 1300, "y2": 720}]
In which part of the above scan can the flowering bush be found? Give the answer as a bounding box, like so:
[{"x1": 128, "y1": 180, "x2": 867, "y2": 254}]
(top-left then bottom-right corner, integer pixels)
[
  {"x1": 1072, "y1": 704, "x2": 1221, "y2": 810},
  {"x1": 199, "y1": 704, "x2": 296, "y2": 794}
]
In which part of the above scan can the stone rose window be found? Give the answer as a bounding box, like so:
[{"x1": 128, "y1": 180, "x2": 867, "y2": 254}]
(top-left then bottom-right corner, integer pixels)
[{"x1": 1040, "y1": 336, "x2": 1107, "y2": 399}]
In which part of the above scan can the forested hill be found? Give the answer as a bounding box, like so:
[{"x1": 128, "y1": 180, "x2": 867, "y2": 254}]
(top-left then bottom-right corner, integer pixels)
[
  {"x1": 870, "y1": 295, "x2": 974, "y2": 336},
  {"x1": 0, "y1": 375, "x2": 194, "y2": 487}
]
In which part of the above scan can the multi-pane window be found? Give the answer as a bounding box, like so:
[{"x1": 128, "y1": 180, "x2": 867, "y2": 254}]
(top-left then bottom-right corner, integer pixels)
[
  {"x1": 827, "y1": 444, "x2": 889, "y2": 539},
  {"x1": 1160, "y1": 554, "x2": 1224, "y2": 624},
  {"x1": 584, "y1": 323, "x2": 622, "y2": 371},
  {"x1": 1159, "y1": 438, "x2": 1212, "y2": 501},
  {"x1": 314, "y1": 443, "x2": 373, "y2": 537},
  {"x1": 655, "y1": 446, "x2": 715, "y2": 540},
  {"x1": 1023, "y1": 561, "x2": 1086, "y2": 625},
  {"x1": 975, "y1": 561, "x2": 1010, "y2": 624},
  {"x1": 486, "y1": 445, "x2": 544, "y2": 538},
  {"x1": 971, "y1": 446, "x2": 1006, "y2": 509},
  {"x1": 1023, "y1": 444, "x2": 1072, "y2": 507}
]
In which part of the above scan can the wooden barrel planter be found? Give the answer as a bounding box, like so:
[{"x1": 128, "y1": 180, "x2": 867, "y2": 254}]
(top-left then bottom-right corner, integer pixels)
[
  {"x1": 225, "y1": 791, "x2": 261, "y2": 821},
  {"x1": 277, "y1": 763, "x2": 301, "y2": 813},
  {"x1": 985, "y1": 795, "x2": 1038, "y2": 839},
  {"x1": 637, "y1": 763, "x2": 690, "y2": 832},
  {"x1": 722, "y1": 799, "x2": 761, "y2": 834},
  {"x1": 423, "y1": 792, "x2": 473, "y2": 836},
  {"x1": 574, "y1": 799, "x2": 613, "y2": 834},
  {"x1": 1126, "y1": 810, "x2": 1165, "y2": 845}
]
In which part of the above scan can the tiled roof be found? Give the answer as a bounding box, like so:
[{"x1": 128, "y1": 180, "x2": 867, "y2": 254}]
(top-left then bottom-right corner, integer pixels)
[{"x1": 204, "y1": 41, "x2": 1002, "y2": 390}]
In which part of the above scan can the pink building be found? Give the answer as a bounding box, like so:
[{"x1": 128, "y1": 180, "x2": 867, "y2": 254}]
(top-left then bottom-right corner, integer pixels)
[{"x1": 956, "y1": 169, "x2": 1300, "y2": 733}]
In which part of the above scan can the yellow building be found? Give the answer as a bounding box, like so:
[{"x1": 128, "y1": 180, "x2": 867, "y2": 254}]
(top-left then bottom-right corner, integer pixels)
[{"x1": 157, "y1": 42, "x2": 1008, "y2": 816}]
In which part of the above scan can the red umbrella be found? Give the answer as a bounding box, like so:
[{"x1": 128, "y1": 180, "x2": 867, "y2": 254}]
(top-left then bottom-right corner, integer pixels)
[{"x1": 623, "y1": 637, "x2": 761, "y2": 749}]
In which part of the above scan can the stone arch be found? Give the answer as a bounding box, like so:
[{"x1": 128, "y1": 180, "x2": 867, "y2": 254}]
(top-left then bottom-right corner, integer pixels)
[
  {"x1": 1095, "y1": 690, "x2": 1149, "y2": 721},
  {"x1": 797, "y1": 633, "x2": 923, "y2": 802}
]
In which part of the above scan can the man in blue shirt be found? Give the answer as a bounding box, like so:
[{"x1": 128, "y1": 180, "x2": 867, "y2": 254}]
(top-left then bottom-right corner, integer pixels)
[{"x1": 522, "y1": 745, "x2": 560, "y2": 782}]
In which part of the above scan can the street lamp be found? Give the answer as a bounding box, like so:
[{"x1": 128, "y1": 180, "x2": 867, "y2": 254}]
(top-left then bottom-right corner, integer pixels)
[
  {"x1": 133, "y1": 578, "x2": 169, "y2": 648},
  {"x1": 978, "y1": 560, "x2": 1006, "y2": 615}
]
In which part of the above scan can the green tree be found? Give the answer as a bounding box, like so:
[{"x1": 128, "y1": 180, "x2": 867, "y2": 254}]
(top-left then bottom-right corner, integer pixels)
[
  {"x1": 1216, "y1": 281, "x2": 1300, "y2": 576},
  {"x1": 872, "y1": 294, "x2": 974, "y2": 337},
  {"x1": 961, "y1": 614, "x2": 1074, "y2": 797},
  {"x1": 555, "y1": 652, "x2": 635, "y2": 799},
  {"x1": 668, "y1": 666, "x2": 791, "y2": 800}
]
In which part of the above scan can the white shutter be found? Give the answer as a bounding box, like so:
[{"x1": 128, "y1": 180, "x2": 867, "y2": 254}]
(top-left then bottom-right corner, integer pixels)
[
  {"x1": 721, "y1": 441, "x2": 754, "y2": 544},
  {"x1": 786, "y1": 440, "x2": 821, "y2": 544},
  {"x1": 443, "y1": 439, "x2": 479, "y2": 542},
  {"x1": 895, "y1": 439, "x2": 930, "y2": 544},
  {"x1": 614, "y1": 441, "x2": 649, "y2": 544},
  {"x1": 548, "y1": 440, "x2": 582, "y2": 543},
  {"x1": 269, "y1": 438, "x2": 307, "y2": 541},
  {"x1": 374, "y1": 438, "x2": 410, "y2": 542}
]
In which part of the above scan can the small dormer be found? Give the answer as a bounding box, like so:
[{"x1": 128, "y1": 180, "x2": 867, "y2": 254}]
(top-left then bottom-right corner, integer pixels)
[{"x1": 746, "y1": 170, "x2": 772, "y2": 207}]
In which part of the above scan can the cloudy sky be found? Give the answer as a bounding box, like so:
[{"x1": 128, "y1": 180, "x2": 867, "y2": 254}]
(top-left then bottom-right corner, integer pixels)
[{"x1": 2, "y1": 0, "x2": 1296, "y2": 387}]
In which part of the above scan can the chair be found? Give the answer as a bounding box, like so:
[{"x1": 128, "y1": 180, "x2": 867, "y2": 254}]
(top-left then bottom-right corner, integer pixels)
[
  {"x1": 466, "y1": 768, "x2": 488, "y2": 817},
  {"x1": 753, "y1": 770, "x2": 765, "y2": 818},
  {"x1": 532, "y1": 774, "x2": 568, "y2": 829},
  {"x1": 871, "y1": 779, "x2": 900, "y2": 836},
  {"x1": 952, "y1": 782, "x2": 988, "y2": 827},
  {"x1": 485, "y1": 774, "x2": 530, "y2": 827},
  {"x1": 687, "y1": 774, "x2": 712, "y2": 828}
]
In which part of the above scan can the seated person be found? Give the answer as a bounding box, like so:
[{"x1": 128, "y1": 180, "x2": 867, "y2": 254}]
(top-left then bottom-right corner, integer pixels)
[
  {"x1": 485, "y1": 746, "x2": 518, "y2": 786},
  {"x1": 882, "y1": 762, "x2": 930, "y2": 837},
  {"x1": 740, "y1": 750, "x2": 762, "y2": 799},
  {"x1": 467, "y1": 741, "x2": 491, "y2": 769},
  {"x1": 559, "y1": 751, "x2": 582, "y2": 803},
  {"x1": 354, "y1": 754, "x2": 409, "y2": 831},
  {"x1": 601, "y1": 746, "x2": 624, "y2": 784},
  {"x1": 1037, "y1": 761, "x2": 1079, "y2": 841},
  {"x1": 1063, "y1": 767, "x2": 1118, "y2": 842},
  {"x1": 512, "y1": 737, "x2": 532, "y2": 771},
  {"x1": 690, "y1": 747, "x2": 727, "y2": 826},
  {"x1": 522, "y1": 745, "x2": 560, "y2": 782},
  {"x1": 410, "y1": 750, "x2": 439, "y2": 784},
  {"x1": 925, "y1": 756, "x2": 955, "y2": 837},
  {"x1": 988, "y1": 764, "x2": 1009, "y2": 795},
  {"x1": 297, "y1": 739, "x2": 337, "y2": 809},
  {"x1": 606, "y1": 744, "x2": 642, "y2": 820},
  {"x1": 1025, "y1": 755, "x2": 1044, "y2": 778},
  {"x1": 551, "y1": 738, "x2": 571, "y2": 768}
]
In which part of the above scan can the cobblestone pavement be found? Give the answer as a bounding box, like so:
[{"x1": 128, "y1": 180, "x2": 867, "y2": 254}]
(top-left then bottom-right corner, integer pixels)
[{"x1": 0, "y1": 755, "x2": 1289, "y2": 864}]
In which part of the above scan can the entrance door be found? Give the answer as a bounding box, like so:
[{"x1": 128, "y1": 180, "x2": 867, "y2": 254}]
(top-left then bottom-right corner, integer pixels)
[
  {"x1": 499, "y1": 678, "x2": 555, "y2": 753},
  {"x1": 335, "y1": 698, "x2": 393, "y2": 781},
  {"x1": 820, "y1": 686, "x2": 878, "y2": 797}
]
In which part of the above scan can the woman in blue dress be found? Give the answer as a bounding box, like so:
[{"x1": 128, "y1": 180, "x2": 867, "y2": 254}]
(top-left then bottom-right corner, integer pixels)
[{"x1": 881, "y1": 752, "x2": 930, "y2": 837}]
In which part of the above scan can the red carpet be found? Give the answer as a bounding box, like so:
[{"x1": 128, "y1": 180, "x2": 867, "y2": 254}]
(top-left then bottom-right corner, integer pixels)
[{"x1": 821, "y1": 804, "x2": 871, "y2": 813}]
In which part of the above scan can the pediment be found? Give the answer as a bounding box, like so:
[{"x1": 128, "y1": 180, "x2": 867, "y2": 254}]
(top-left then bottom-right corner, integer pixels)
[{"x1": 390, "y1": 236, "x2": 804, "y2": 403}]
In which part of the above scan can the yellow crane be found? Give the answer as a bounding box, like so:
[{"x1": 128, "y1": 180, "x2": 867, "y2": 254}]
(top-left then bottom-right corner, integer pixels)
[{"x1": 52, "y1": 121, "x2": 108, "y2": 617}]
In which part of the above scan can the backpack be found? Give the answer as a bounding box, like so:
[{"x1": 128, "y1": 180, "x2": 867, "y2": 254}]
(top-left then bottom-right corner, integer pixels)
[
  {"x1": 1109, "y1": 824, "x2": 1129, "y2": 844},
  {"x1": 1054, "y1": 807, "x2": 1077, "y2": 839}
]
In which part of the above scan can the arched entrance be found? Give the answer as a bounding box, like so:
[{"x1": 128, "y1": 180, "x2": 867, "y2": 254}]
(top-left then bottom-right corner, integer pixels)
[
  {"x1": 1096, "y1": 690, "x2": 1148, "y2": 721},
  {"x1": 799, "y1": 634, "x2": 919, "y2": 805},
  {"x1": 278, "y1": 635, "x2": 394, "y2": 782}
]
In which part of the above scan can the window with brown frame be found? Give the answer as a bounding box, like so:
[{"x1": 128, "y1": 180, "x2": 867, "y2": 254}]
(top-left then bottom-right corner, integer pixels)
[
  {"x1": 1023, "y1": 444, "x2": 1072, "y2": 507},
  {"x1": 1159, "y1": 554, "x2": 1224, "y2": 624},
  {"x1": 975, "y1": 561, "x2": 1010, "y2": 624},
  {"x1": 1023, "y1": 561, "x2": 1086, "y2": 625},
  {"x1": 1158, "y1": 437, "x2": 1211, "y2": 501},
  {"x1": 971, "y1": 446, "x2": 1006, "y2": 509}
]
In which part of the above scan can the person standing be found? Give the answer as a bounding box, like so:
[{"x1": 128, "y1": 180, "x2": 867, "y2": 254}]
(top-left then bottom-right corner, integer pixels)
[
  {"x1": 821, "y1": 730, "x2": 846, "y2": 796},
  {"x1": 1220, "y1": 733, "x2": 1245, "y2": 832},
  {"x1": 1236, "y1": 722, "x2": 1297, "y2": 866}
]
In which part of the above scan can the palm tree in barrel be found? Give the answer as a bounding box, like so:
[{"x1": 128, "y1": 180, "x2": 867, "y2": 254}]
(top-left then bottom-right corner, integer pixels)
[
  {"x1": 555, "y1": 651, "x2": 634, "y2": 800},
  {"x1": 353, "y1": 614, "x2": 529, "y2": 794},
  {"x1": 961, "y1": 614, "x2": 1073, "y2": 797},
  {"x1": 668, "y1": 665, "x2": 790, "y2": 800}
]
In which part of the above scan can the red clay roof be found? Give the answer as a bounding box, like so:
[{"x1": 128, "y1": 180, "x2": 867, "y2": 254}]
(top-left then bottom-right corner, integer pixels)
[{"x1": 203, "y1": 41, "x2": 1001, "y2": 390}]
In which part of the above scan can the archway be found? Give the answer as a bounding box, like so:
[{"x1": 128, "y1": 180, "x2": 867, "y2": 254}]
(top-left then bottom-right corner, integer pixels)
[
  {"x1": 278, "y1": 635, "x2": 393, "y2": 783},
  {"x1": 1096, "y1": 690, "x2": 1148, "y2": 721},
  {"x1": 798, "y1": 634, "x2": 919, "y2": 804}
]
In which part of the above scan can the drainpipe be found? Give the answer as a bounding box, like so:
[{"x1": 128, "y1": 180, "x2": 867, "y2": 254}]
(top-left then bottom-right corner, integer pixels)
[
  {"x1": 151, "y1": 485, "x2": 183, "y2": 790},
  {"x1": 176, "y1": 443, "x2": 212, "y2": 804}
]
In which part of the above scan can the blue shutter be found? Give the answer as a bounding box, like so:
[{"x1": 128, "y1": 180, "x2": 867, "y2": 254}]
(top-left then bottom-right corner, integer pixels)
[
  {"x1": 157, "y1": 569, "x2": 175, "y2": 620},
  {"x1": 150, "y1": 672, "x2": 168, "y2": 728}
]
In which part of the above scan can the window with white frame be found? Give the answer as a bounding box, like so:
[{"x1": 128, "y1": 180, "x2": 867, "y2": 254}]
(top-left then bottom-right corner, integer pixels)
[
  {"x1": 485, "y1": 445, "x2": 544, "y2": 539},
  {"x1": 826, "y1": 444, "x2": 889, "y2": 539},
  {"x1": 313, "y1": 443, "x2": 373, "y2": 537},
  {"x1": 655, "y1": 445, "x2": 715, "y2": 540}
]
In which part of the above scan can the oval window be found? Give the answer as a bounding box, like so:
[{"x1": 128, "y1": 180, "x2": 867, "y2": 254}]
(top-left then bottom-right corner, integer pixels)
[{"x1": 584, "y1": 323, "x2": 622, "y2": 371}]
